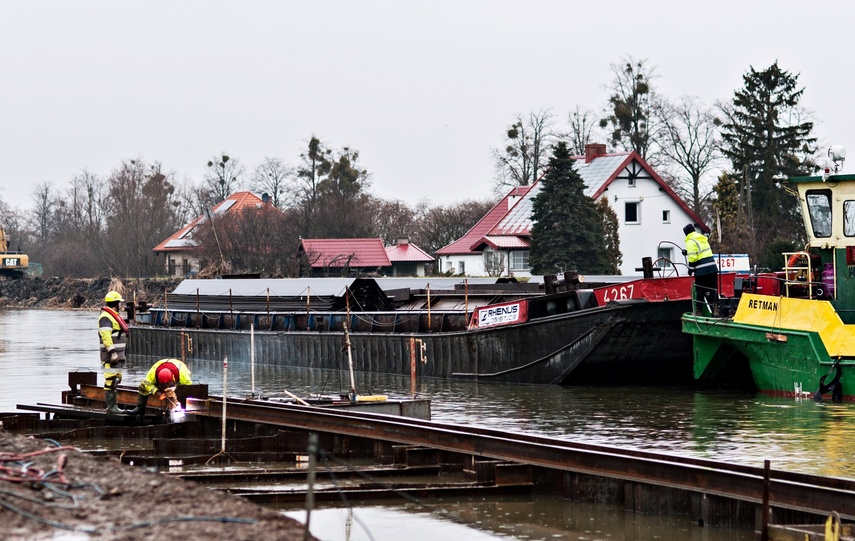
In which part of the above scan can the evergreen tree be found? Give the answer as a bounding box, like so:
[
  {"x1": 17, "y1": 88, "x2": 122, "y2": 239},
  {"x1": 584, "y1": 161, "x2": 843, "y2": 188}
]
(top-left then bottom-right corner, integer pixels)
[
  {"x1": 596, "y1": 198, "x2": 622, "y2": 274},
  {"x1": 530, "y1": 142, "x2": 610, "y2": 275},
  {"x1": 719, "y1": 61, "x2": 816, "y2": 265}
]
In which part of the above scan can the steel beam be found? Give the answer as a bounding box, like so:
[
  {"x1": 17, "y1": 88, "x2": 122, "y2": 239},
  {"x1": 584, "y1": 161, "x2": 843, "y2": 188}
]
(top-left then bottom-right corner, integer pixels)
[{"x1": 189, "y1": 397, "x2": 855, "y2": 520}]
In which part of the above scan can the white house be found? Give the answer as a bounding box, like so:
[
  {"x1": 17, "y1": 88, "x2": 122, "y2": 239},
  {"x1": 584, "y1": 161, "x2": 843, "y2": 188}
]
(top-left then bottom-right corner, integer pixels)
[
  {"x1": 434, "y1": 186, "x2": 531, "y2": 277},
  {"x1": 435, "y1": 144, "x2": 708, "y2": 277},
  {"x1": 153, "y1": 191, "x2": 277, "y2": 276}
]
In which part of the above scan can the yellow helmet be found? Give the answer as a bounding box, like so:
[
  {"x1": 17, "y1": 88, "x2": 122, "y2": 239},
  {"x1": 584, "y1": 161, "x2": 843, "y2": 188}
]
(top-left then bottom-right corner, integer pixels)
[{"x1": 104, "y1": 291, "x2": 124, "y2": 303}]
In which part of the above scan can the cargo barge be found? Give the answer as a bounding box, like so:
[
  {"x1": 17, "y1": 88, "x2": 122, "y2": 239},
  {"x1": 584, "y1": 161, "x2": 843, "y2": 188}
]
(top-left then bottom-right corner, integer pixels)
[{"x1": 130, "y1": 271, "x2": 717, "y2": 385}]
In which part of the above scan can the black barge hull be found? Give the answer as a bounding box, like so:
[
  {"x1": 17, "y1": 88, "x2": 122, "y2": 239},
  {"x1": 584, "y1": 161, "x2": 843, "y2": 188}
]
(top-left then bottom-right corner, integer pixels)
[{"x1": 130, "y1": 299, "x2": 692, "y2": 385}]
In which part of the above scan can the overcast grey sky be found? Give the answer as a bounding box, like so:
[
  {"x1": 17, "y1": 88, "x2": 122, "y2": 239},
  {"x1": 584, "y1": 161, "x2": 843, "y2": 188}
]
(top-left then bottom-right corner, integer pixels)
[{"x1": 1, "y1": 0, "x2": 851, "y2": 211}]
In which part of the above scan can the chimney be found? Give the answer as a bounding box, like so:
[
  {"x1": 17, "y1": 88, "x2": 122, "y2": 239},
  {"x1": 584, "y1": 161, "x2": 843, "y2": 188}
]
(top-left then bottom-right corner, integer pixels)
[
  {"x1": 585, "y1": 143, "x2": 607, "y2": 163},
  {"x1": 397, "y1": 237, "x2": 409, "y2": 245}
]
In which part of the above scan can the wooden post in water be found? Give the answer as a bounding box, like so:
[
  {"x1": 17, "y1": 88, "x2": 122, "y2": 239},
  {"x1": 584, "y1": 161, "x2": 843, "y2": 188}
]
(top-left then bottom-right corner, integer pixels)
[
  {"x1": 220, "y1": 356, "x2": 228, "y2": 453},
  {"x1": 427, "y1": 283, "x2": 431, "y2": 332},
  {"x1": 303, "y1": 432, "x2": 318, "y2": 541},
  {"x1": 409, "y1": 336, "x2": 417, "y2": 396},
  {"x1": 345, "y1": 288, "x2": 357, "y2": 400},
  {"x1": 760, "y1": 459, "x2": 770, "y2": 541},
  {"x1": 250, "y1": 324, "x2": 256, "y2": 397},
  {"x1": 464, "y1": 279, "x2": 469, "y2": 323},
  {"x1": 306, "y1": 287, "x2": 311, "y2": 331}
]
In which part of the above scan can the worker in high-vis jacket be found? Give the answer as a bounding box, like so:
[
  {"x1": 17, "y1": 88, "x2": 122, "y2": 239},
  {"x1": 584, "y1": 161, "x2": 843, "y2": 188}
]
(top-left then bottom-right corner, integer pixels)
[
  {"x1": 129, "y1": 359, "x2": 193, "y2": 421},
  {"x1": 98, "y1": 291, "x2": 129, "y2": 413},
  {"x1": 683, "y1": 223, "x2": 718, "y2": 313}
]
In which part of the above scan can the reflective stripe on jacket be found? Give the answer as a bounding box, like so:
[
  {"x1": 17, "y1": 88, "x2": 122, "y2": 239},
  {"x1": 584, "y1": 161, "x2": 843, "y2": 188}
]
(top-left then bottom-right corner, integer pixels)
[
  {"x1": 685, "y1": 231, "x2": 717, "y2": 276},
  {"x1": 98, "y1": 309, "x2": 127, "y2": 352}
]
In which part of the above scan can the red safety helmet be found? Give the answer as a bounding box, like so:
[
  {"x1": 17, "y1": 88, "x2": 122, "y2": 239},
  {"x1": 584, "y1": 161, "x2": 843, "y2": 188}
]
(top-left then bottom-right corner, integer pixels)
[{"x1": 156, "y1": 365, "x2": 177, "y2": 388}]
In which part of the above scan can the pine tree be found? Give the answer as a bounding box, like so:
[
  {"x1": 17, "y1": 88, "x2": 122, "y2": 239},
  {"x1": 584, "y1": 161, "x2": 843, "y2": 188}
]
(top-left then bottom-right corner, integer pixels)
[
  {"x1": 720, "y1": 61, "x2": 816, "y2": 265},
  {"x1": 530, "y1": 142, "x2": 610, "y2": 275}
]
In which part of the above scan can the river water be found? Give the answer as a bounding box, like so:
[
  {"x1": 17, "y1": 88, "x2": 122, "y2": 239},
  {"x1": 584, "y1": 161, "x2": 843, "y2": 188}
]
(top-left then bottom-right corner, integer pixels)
[{"x1": 4, "y1": 308, "x2": 853, "y2": 540}]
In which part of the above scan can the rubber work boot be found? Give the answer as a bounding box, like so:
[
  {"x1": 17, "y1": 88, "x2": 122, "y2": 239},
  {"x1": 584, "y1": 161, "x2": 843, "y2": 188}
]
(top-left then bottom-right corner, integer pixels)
[
  {"x1": 126, "y1": 393, "x2": 148, "y2": 422},
  {"x1": 104, "y1": 390, "x2": 124, "y2": 414}
]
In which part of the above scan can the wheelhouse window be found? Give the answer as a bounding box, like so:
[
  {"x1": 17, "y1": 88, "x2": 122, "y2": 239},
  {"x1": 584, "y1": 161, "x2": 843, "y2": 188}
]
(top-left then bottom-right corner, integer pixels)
[
  {"x1": 805, "y1": 189, "x2": 832, "y2": 238},
  {"x1": 845, "y1": 200, "x2": 855, "y2": 237},
  {"x1": 510, "y1": 250, "x2": 529, "y2": 271},
  {"x1": 625, "y1": 202, "x2": 640, "y2": 224}
]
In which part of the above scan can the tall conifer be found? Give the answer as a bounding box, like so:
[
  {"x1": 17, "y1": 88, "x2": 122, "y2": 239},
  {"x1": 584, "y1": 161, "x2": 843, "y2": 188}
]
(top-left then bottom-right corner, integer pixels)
[
  {"x1": 530, "y1": 142, "x2": 610, "y2": 275},
  {"x1": 720, "y1": 62, "x2": 816, "y2": 263}
]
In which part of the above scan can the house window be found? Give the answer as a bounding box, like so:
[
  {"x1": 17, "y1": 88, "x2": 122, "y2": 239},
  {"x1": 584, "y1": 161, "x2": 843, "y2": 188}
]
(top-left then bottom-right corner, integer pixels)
[
  {"x1": 510, "y1": 251, "x2": 529, "y2": 271},
  {"x1": 658, "y1": 247, "x2": 674, "y2": 268},
  {"x1": 483, "y1": 250, "x2": 504, "y2": 276},
  {"x1": 458, "y1": 261, "x2": 465, "y2": 275},
  {"x1": 662, "y1": 210, "x2": 670, "y2": 223},
  {"x1": 628, "y1": 177, "x2": 636, "y2": 188},
  {"x1": 625, "y1": 202, "x2": 640, "y2": 224}
]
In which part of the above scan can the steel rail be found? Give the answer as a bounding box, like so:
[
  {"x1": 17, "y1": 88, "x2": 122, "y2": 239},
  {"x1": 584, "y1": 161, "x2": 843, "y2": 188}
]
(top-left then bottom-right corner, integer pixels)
[{"x1": 189, "y1": 397, "x2": 855, "y2": 520}]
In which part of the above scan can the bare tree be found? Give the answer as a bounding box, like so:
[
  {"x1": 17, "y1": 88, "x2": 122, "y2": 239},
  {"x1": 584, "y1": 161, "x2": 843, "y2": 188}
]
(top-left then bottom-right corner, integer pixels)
[
  {"x1": 492, "y1": 110, "x2": 555, "y2": 193},
  {"x1": 601, "y1": 56, "x2": 665, "y2": 163},
  {"x1": 483, "y1": 250, "x2": 506, "y2": 277},
  {"x1": 565, "y1": 106, "x2": 601, "y2": 156},
  {"x1": 658, "y1": 96, "x2": 722, "y2": 214},
  {"x1": 193, "y1": 205, "x2": 299, "y2": 277},
  {"x1": 313, "y1": 147, "x2": 373, "y2": 238},
  {"x1": 251, "y1": 157, "x2": 291, "y2": 208},
  {"x1": 30, "y1": 182, "x2": 56, "y2": 245},
  {"x1": 102, "y1": 159, "x2": 183, "y2": 277},
  {"x1": 204, "y1": 153, "x2": 245, "y2": 204},
  {"x1": 370, "y1": 198, "x2": 416, "y2": 246},
  {"x1": 294, "y1": 136, "x2": 332, "y2": 237},
  {"x1": 412, "y1": 199, "x2": 497, "y2": 255}
]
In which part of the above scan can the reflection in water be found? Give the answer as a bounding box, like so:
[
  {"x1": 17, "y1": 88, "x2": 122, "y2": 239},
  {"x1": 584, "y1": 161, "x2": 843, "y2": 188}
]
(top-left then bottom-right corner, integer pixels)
[
  {"x1": 4, "y1": 308, "x2": 855, "y2": 538},
  {"x1": 282, "y1": 496, "x2": 754, "y2": 541}
]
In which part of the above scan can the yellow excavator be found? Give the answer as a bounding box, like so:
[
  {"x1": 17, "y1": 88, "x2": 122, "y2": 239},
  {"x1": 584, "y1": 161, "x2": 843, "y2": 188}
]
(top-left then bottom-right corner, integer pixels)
[{"x1": 0, "y1": 226, "x2": 28, "y2": 278}]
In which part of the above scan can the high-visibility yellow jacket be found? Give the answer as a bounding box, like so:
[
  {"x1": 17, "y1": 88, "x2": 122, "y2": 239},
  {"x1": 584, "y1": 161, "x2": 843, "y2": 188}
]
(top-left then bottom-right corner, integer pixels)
[
  {"x1": 98, "y1": 308, "x2": 127, "y2": 354},
  {"x1": 139, "y1": 359, "x2": 193, "y2": 396},
  {"x1": 685, "y1": 231, "x2": 717, "y2": 276}
]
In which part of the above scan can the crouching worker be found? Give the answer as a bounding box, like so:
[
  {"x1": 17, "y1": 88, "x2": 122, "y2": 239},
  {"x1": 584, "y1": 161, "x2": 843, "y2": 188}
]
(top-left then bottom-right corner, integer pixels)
[{"x1": 129, "y1": 359, "x2": 192, "y2": 421}]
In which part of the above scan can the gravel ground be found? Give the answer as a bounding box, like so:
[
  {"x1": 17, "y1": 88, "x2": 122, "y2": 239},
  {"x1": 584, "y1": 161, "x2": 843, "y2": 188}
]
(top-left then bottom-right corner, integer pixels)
[{"x1": 0, "y1": 431, "x2": 312, "y2": 540}]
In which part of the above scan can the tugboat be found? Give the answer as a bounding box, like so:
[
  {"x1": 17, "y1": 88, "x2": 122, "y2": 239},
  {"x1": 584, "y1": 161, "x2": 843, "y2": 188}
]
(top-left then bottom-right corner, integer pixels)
[{"x1": 682, "y1": 146, "x2": 854, "y2": 400}]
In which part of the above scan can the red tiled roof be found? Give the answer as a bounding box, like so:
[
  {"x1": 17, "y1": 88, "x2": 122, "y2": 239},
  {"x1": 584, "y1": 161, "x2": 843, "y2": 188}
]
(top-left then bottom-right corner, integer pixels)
[
  {"x1": 469, "y1": 235, "x2": 530, "y2": 251},
  {"x1": 435, "y1": 186, "x2": 531, "y2": 256},
  {"x1": 153, "y1": 191, "x2": 270, "y2": 252},
  {"x1": 385, "y1": 242, "x2": 434, "y2": 262},
  {"x1": 300, "y1": 238, "x2": 391, "y2": 268}
]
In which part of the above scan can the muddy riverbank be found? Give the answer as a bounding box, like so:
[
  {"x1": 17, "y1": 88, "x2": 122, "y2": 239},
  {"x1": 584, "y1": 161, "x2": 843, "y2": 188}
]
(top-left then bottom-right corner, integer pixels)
[
  {"x1": 0, "y1": 431, "x2": 311, "y2": 540},
  {"x1": 0, "y1": 277, "x2": 179, "y2": 309}
]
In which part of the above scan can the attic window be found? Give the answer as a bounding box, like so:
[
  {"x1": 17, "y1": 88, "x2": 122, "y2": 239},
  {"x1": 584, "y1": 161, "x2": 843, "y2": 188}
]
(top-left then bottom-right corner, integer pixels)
[
  {"x1": 662, "y1": 210, "x2": 670, "y2": 223},
  {"x1": 628, "y1": 176, "x2": 636, "y2": 188}
]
